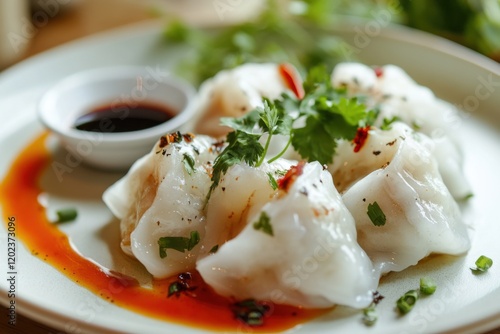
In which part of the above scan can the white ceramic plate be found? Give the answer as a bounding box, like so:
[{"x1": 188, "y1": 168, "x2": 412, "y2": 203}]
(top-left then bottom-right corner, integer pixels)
[{"x1": 0, "y1": 19, "x2": 499, "y2": 334}]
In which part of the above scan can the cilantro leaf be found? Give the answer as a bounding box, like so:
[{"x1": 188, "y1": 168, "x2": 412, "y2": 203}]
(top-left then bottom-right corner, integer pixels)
[
  {"x1": 158, "y1": 231, "x2": 201, "y2": 258},
  {"x1": 380, "y1": 116, "x2": 401, "y2": 130},
  {"x1": 220, "y1": 109, "x2": 260, "y2": 133},
  {"x1": 258, "y1": 99, "x2": 293, "y2": 136},
  {"x1": 253, "y1": 212, "x2": 274, "y2": 236},
  {"x1": 292, "y1": 113, "x2": 340, "y2": 164},
  {"x1": 210, "y1": 131, "x2": 264, "y2": 193},
  {"x1": 302, "y1": 64, "x2": 330, "y2": 95}
]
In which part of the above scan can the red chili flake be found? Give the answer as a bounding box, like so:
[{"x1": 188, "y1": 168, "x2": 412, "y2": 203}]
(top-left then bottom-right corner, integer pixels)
[
  {"x1": 353, "y1": 126, "x2": 370, "y2": 153},
  {"x1": 278, "y1": 63, "x2": 305, "y2": 99},
  {"x1": 374, "y1": 67, "x2": 383, "y2": 78},
  {"x1": 277, "y1": 161, "x2": 305, "y2": 192},
  {"x1": 159, "y1": 132, "x2": 183, "y2": 148}
]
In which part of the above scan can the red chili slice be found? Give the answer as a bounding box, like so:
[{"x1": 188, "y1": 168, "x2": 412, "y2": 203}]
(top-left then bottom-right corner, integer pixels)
[{"x1": 278, "y1": 63, "x2": 305, "y2": 99}]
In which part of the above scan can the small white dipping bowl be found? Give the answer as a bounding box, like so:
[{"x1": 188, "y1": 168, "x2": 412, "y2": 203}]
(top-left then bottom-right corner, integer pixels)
[{"x1": 37, "y1": 66, "x2": 196, "y2": 170}]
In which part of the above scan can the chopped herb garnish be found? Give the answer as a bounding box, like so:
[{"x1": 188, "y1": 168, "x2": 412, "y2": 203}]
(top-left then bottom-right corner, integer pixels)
[
  {"x1": 158, "y1": 231, "x2": 201, "y2": 258},
  {"x1": 253, "y1": 212, "x2": 274, "y2": 236},
  {"x1": 362, "y1": 291, "x2": 384, "y2": 326},
  {"x1": 267, "y1": 172, "x2": 279, "y2": 190},
  {"x1": 396, "y1": 290, "x2": 419, "y2": 315},
  {"x1": 167, "y1": 272, "x2": 196, "y2": 298},
  {"x1": 182, "y1": 153, "x2": 196, "y2": 175},
  {"x1": 411, "y1": 121, "x2": 422, "y2": 130},
  {"x1": 232, "y1": 299, "x2": 270, "y2": 327},
  {"x1": 54, "y1": 208, "x2": 78, "y2": 224},
  {"x1": 367, "y1": 202, "x2": 386, "y2": 227},
  {"x1": 362, "y1": 304, "x2": 377, "y2": 326},
  {"x1": 380, "y1": 116, "x2": 401, "y2": 130},
  {"x1": 168, "y1": 282, "x2": 182, "y2": 297},
  {"x1": 163, "y1": 1, "x2": 354, "y2": 85},
  {"x1": 420, "y1": 277, "x2": 437, "y2": 295},
  {"x1": 209, "y1": 245, "x2": 219, "y2": 253},
  {"x1": 207, "y1": 66, "x2": 375, "y2": 198},
  {"x1": 471, "y1": 255, "x2": 493, "y2": 273}
]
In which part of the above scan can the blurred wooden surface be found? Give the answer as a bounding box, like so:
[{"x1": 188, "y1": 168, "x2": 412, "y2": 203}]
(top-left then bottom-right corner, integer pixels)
[{"x1": 1, "y1": 0, "x2": 500, "y2": 333}]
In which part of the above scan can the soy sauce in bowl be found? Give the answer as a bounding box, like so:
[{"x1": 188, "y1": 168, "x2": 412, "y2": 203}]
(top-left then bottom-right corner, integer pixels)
[{"x1": 74, "y1": 102, "x2": 176, "y2": 133}]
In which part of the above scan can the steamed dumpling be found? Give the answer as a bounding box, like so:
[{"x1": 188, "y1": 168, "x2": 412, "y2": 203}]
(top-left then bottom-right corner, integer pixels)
[
  {"x1": 331, "y1": 62, "x2": 472, "y2": 199},
  {"x1": 103, "y1": 133, "x2": 219, "y2": 278},
  {"x1": 329, "y1": 123, "x2": 471, "y2": 275},
  {"x1": 190, "y1": 63, "x2": 303, "y2": 138},
  {"x1": 197, "y1": 162, "x2": 377, "y2": 309},
  {"x1": 199, "y1": 159, "x2": 294, "y2": 256}
]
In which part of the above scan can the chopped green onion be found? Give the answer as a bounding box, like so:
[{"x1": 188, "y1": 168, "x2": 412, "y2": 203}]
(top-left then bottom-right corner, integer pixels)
[
  {"x1": 209, "y1": 245, "x2": 219, "y2": 253},
  {"x1": 367, "y1": 202, "x2": 386, "y2": 227},
  {"x1": 396, "y1": 290, "x2": 419, "y2": 315},
  {"x1": 362, "y1": 304, "x2": 377, "y2": 326},
  {"x1": 420, "y1": 277, "x2": 437, "y2": 295},
  {"x1": 471, "y1": 255, "x2": 493, "y2": 273},
  {"x1": 55, "y1": 208, "x2": 78, "y2": 223}
]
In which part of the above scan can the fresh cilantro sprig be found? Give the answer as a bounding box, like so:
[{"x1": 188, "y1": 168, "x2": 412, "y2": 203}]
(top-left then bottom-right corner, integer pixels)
[
  {"x1": 210, "y1": 100, "x2": 292, "y2": 193},
  {"x1": 291, "y1": 66, "x2": 369, "y2": 164},
  {"x1": 208, "y1": 66, "x2": 374, "y2": 196}
]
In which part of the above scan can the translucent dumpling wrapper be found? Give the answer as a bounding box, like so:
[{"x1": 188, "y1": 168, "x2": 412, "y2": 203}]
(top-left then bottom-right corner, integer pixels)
[
  {"x1": 103, "y1": 133, "x2": 219, "y2": 278},
  {"x1": 199, "y1": 159, "x2": 295, "y2": 257},
  {"x1": 197, "y1": 161, "x2": 377, "y2": 309},
  {"x1": 331, "y1": 62, "x2": 457, "y2": 139},
  {"x1": 190, "y1": 62, "x2": 303, "y2": 138},
  {"x1": 330, "y1": 62, "x2": 472, "y2": 200},
  {"x1": 329, "y1": 123, "x2": 471, "y2": 275}
]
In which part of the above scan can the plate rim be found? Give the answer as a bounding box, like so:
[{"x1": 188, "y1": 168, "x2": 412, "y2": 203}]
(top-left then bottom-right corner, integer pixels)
[{"x1": 0, "y1": 18, "x2": 499, "y2": 334}]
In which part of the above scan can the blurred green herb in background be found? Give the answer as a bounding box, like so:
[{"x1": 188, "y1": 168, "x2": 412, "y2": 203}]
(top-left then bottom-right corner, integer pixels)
[{"x1": 163, "y1": 0, "x2": 499, "y2": 85}]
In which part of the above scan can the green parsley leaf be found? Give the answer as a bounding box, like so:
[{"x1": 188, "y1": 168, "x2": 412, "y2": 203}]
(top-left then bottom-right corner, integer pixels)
[
  {"x1": 367, "y1": 202, "x2": 386, "y2": 227},
  {"x1": 292, "y1": 114, "x2": 340, "y2": 164},
  {"x1": 335, "y1": 97, "x2": 367, "y2": 126},
  {"x1": 220, "y1": 109, "x2": 261, "y2": 133},
  {"x1": 253, "y1": 212, "x2": 274, "y2": 236},
  {"x1": 258, "y1": 99, "x2": 293, "y2": 136},
  {"x1": 182, "y1": 153, "x2": 196, "y2": 175},
  {"x1": 210, "y1": 131, "x2": 264, "y2": 193},
  {"x1": 291, "y1": 67, "x2": 369, "y2": 164},
  {"x1": 302, "y1": 64, "x2": 330, "y2": 95},
  {"x1": 158, "y1": 231, "x2": 201, "y2": 259},
  {"x1": 362, "y1": 304, "x2": 378, "y2": 326},
  {"x1": 380, "y1": 116, "x2": 401, "y2": 130},
  {"x1": 267, "y1": 172, "x2": 278, "y2": 190},
  {"x1": 471, "y1": 255, "x2": 493, "y2": 273},
  {"x1": 361, "y1": 107, "x2": 381, "y2": 127}
]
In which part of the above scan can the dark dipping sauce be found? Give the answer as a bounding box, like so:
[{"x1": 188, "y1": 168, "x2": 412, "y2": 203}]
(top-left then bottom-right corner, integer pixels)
[{"x1": 74, "y1": 102, "x2": 176, "y2": 133}]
